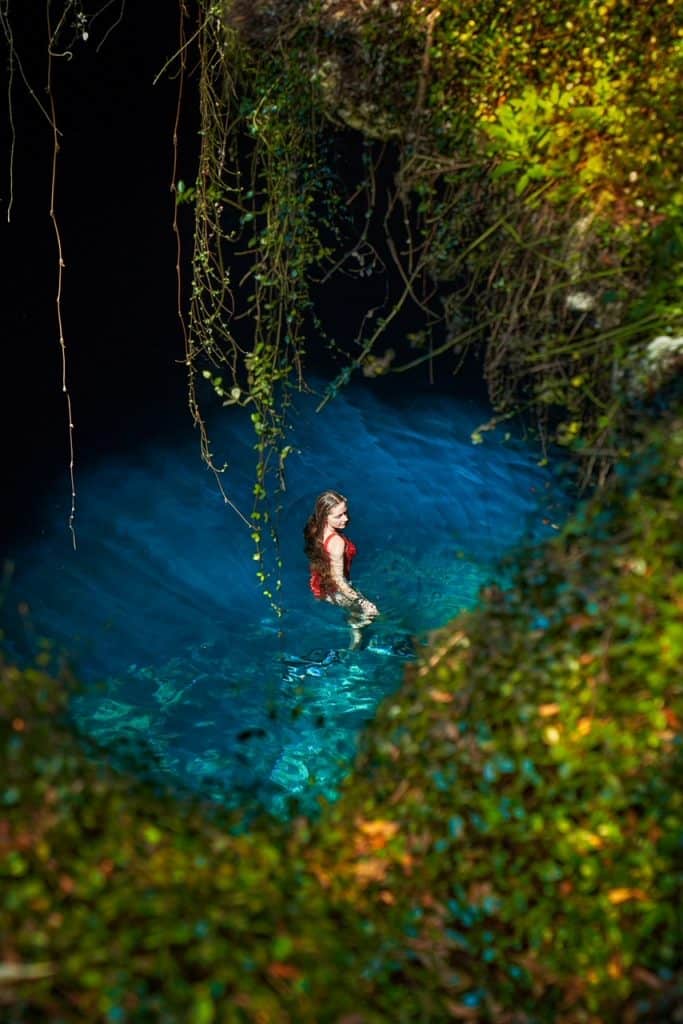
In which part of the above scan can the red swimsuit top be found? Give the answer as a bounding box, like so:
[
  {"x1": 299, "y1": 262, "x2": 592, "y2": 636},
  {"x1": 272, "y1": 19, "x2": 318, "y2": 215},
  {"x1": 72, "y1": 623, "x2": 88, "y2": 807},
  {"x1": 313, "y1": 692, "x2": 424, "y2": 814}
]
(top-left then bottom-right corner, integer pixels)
[{"x1": 309, "y1": 533, "x2": 357, "y2": 599}]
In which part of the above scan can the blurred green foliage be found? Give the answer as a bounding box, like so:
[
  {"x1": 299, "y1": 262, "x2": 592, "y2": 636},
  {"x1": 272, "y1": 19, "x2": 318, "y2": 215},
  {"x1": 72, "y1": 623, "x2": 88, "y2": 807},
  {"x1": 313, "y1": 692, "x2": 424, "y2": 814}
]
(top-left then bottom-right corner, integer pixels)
[
  {"x1": 403, "y1": 0, "x2": 681, "y2": 215},
  {"x1": 2, "y1": 414, "x2": 680, "y2": 1021}
]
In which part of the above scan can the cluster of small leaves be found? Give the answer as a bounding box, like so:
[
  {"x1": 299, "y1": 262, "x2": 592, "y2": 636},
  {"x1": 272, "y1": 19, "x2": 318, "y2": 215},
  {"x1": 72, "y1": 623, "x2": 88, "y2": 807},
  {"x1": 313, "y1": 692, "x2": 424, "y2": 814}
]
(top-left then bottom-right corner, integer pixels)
[
  {"x1": 396, "y1": 0, "x2": 682, "y2": 217},
  {"x1": 1, "y1": 413, "x2": 681, "y2": 1022}
]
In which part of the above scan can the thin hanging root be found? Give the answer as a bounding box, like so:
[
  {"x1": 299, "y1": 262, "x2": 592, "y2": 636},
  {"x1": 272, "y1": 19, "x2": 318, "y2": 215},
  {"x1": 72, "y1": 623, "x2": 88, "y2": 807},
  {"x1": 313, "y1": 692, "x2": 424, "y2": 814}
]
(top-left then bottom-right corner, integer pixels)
[{"x1": 46, "y1": 14, "x2": 76, "y2": 549}]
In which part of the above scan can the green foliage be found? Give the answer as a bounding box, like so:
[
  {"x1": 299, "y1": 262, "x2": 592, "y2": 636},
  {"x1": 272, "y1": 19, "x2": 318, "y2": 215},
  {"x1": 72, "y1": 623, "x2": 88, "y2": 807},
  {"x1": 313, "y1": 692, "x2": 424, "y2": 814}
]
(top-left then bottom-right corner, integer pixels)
[
  {"x1": 2, "y1": 414, "x2": 681, "y2": 1021},
  {"x1": 407, "y1": 0, "x2": 681, "y2": 214}
]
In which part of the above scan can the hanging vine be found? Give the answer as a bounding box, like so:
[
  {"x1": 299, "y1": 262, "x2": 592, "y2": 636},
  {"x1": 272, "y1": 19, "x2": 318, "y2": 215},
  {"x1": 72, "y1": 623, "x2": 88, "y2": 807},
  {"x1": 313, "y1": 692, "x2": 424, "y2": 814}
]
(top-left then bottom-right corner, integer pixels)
[
  {"x1": 1, "y1": 0, "x2": 112, "y2": 548},
  {"x1": 178, "y1": 5, "x2": 337, "y2": 606}
]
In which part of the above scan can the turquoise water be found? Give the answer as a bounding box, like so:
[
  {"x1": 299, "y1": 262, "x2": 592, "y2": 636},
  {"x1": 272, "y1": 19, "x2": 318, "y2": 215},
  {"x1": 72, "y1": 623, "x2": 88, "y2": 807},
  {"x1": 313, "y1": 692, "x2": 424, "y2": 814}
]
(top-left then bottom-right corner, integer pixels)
[{"x1": 5, "y1": 378, "x2": 570, "y2": 817}]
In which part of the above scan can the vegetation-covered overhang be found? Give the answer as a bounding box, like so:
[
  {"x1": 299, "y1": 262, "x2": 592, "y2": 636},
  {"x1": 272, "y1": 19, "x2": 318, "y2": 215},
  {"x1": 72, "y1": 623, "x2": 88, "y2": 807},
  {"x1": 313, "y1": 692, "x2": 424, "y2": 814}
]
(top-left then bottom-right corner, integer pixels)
[{"x1": 182, "y1": 0, "x2": 680, "y2": 520}]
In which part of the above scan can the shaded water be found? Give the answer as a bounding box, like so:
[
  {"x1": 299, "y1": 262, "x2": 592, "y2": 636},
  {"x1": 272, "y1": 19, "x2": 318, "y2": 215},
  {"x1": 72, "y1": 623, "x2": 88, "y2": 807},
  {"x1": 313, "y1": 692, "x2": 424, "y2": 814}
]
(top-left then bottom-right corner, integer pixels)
[{"x1": 5, "y1": 378, "x2": 570, "y2": 817}]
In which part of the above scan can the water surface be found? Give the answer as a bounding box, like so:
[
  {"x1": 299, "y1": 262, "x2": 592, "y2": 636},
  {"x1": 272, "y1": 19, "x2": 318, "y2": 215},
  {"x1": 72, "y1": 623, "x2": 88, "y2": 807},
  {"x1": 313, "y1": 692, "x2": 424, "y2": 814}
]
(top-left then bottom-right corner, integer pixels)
[{"x1": 5, "y1": 378, "x2": 569, "y2": 816}]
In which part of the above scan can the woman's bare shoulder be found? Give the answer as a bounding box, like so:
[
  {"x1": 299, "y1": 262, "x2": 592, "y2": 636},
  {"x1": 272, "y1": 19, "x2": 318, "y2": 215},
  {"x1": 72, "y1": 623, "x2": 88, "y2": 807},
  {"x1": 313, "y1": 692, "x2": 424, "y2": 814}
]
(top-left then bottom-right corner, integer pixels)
[{"x1": 325, "y1": 532, "x2": 345, "y2": 554}]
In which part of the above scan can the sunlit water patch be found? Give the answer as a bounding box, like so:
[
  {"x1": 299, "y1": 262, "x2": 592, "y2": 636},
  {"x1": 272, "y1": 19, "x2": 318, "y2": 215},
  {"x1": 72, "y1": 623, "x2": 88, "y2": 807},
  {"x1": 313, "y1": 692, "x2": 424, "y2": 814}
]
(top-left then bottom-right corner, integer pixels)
[{"x1": 5, "y1": 378, "x2": 571, "y2": 817}]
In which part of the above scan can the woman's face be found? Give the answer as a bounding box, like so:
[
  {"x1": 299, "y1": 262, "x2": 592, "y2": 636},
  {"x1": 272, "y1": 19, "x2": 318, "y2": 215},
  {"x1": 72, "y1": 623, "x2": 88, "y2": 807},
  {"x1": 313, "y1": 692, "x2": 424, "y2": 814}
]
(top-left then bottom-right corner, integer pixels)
[{"x1": 326, "y1": 500, "x2": 349, "y2": 531}]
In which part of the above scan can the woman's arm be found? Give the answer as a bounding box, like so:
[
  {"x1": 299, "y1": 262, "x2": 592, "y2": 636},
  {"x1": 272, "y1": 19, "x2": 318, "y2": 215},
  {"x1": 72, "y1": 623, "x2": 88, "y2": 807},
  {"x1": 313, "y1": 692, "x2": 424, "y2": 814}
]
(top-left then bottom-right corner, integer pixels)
[{"x1": 327, "y1": 535, "x2": 379, "y2": 615}]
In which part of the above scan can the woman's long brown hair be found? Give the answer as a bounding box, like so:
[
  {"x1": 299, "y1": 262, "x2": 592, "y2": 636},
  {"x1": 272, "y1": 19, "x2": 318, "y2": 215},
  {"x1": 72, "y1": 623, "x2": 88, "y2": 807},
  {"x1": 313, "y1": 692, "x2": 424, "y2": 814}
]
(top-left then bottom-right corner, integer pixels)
[{"x1": 303, "y1": 490, "x2": 347, "y2": 595}]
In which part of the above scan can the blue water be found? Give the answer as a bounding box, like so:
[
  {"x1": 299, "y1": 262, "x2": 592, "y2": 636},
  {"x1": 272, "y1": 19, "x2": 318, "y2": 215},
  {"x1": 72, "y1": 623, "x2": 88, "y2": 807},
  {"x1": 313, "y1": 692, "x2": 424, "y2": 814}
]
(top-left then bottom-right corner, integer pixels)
[{"x1": 4, "y1": 378, "x2": 570, "y2": 817}]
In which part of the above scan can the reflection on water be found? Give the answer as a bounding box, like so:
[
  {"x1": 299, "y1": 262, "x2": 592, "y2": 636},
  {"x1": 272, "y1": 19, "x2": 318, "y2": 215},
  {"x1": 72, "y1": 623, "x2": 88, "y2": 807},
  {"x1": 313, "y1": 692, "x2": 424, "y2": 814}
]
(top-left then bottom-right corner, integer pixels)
[{"x1": 4, "y1": 377, "x2": 570, "y2": 816}]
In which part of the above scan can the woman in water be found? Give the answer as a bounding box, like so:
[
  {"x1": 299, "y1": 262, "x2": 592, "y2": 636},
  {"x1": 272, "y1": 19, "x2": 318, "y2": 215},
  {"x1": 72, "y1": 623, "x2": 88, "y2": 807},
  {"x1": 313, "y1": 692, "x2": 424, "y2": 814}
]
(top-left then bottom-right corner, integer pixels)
[{"x1": 303, "y1": 490, "x2": 379, "y2": 648}]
